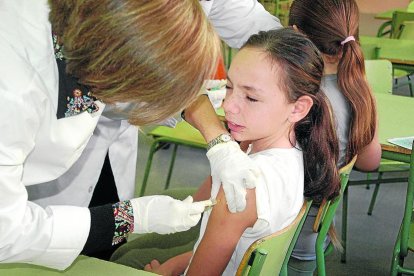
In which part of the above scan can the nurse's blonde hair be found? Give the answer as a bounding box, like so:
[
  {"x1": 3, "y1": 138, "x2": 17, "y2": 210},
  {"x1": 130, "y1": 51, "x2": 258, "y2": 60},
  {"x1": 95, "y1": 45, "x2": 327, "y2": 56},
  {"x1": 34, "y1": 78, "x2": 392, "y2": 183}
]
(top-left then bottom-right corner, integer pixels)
[{"x1": 50, "y1": 0, "x2": 220, "y2": 125}]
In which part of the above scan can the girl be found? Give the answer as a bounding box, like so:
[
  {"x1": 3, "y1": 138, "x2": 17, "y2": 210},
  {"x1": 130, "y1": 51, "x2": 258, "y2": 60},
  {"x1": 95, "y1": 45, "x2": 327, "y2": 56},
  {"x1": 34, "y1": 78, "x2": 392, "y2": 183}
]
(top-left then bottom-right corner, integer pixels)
[
  {"x1": 288, "y1": 0, "x2": 381, "y2": 274},
  {"x1": 144, "y1": 27, "x2": 340, "y2": 276}
]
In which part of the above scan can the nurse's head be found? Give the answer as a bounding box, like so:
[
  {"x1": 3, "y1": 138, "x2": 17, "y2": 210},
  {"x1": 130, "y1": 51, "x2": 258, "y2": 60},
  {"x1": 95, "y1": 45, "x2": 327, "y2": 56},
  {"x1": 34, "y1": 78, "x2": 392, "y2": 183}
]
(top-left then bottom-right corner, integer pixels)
[{"x1": 50, "y1": 0, "x2": 220, "y2": 125}]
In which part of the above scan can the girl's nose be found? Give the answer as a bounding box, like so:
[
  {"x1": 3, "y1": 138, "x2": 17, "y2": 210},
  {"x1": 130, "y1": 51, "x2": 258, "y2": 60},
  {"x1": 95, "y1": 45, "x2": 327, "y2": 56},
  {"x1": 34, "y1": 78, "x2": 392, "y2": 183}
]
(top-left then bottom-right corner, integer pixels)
[{"x1": 222, "y1": 92, "x2": 239, "y2": 115}]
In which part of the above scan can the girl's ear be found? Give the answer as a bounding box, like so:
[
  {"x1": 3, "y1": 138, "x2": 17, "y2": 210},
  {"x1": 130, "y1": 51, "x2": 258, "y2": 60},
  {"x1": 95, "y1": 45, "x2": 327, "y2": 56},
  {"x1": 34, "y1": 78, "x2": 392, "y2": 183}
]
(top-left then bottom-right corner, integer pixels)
[{"x1": 289, "y1": 95, "x2": 313, "y2": 123}]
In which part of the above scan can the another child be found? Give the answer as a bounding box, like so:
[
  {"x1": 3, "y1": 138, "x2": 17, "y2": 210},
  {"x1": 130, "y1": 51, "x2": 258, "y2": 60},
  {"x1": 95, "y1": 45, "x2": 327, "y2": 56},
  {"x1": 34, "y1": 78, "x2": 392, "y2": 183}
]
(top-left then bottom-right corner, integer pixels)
[
  {"x1": 287, "y1": 0, "x2": 381, "y2": 274},
  {"x1": 144, "y1": 27, "x2": 340, "y2": 276}
]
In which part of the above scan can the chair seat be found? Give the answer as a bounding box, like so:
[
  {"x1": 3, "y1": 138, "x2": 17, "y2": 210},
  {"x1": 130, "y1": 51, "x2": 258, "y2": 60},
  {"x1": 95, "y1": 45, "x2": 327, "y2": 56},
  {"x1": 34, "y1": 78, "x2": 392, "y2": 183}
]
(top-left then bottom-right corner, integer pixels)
[
  {"x1": 378, "y1": 159, "x2": 411, "y2": 172},
  {"x1": 148, "y1": 121, "x2": 207, "y2": 148},
  {"x1": 394, "y1": 68, "x2": 413, "y2": 78}
]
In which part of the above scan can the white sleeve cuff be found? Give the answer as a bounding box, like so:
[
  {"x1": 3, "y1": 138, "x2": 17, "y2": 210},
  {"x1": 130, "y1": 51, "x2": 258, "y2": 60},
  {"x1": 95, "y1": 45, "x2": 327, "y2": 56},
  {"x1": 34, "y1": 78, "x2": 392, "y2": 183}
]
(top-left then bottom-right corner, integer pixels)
[{"x1": 29, "y1": 206, "x2": 91, "y2": 270}]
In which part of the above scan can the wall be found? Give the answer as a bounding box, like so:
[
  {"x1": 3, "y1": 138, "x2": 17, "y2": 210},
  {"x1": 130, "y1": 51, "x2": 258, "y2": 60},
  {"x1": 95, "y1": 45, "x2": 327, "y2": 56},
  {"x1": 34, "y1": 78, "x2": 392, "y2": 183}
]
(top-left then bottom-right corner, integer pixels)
[
  {"x1": 357, "y1": 0, "x2": 411, "y2": 35},
  {"x1": 356, "y1": 0, "x2": 409, "y2": 13}
]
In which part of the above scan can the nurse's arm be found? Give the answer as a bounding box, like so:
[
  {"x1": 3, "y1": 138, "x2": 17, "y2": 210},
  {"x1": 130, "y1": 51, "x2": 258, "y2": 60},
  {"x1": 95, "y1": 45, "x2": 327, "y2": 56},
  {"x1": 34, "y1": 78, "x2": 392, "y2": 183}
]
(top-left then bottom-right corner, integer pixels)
[{"x1": 183, "y1": 95, "x2": 227, "y2": 143}]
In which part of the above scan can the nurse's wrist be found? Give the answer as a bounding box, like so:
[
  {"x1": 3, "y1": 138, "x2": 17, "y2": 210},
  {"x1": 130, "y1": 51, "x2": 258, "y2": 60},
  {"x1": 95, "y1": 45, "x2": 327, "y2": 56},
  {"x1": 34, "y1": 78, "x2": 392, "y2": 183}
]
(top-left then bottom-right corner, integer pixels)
[{"x1": 81, "y1": 204, "x2": 115, "y2": 255}]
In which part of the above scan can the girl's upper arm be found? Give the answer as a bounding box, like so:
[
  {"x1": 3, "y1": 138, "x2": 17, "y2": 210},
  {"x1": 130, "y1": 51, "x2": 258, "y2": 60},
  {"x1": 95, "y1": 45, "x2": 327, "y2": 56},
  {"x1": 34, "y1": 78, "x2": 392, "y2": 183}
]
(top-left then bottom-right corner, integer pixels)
[
  {"x1": 186, "y1": 186, "x2": 257, "y2": 276},
  {"x1": 355, "y1": 116, "x2": 382, "y2": 172}
]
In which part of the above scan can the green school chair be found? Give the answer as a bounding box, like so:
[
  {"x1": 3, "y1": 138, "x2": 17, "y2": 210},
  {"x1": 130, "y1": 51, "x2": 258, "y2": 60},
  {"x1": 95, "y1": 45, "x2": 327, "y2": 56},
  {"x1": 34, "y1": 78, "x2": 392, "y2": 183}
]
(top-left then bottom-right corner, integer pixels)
[
  {"x1": 341, "y1": 60, "x2": 410, "y2": 262},
  {"x1": 377, "y1": 11, "x2": 414, "y2": 97},
  {"x1": 313, "y1": 155, "x2": 357, "y2": 276},
  {"x1": 390, "y1": 145, "x2": 414, "y2": 275},
  {"x1": 139, "y1": 121, "x2": 207, "y2": 196},
  {"x1": 236, "y1": 199, "x2": 311, "y2": 276},
  {"x1": 396, "y1": 19, "x2": 414, "y2": 97},
  {"x1": 280, "y1": 199, "x2": 313, "y2": 276}
]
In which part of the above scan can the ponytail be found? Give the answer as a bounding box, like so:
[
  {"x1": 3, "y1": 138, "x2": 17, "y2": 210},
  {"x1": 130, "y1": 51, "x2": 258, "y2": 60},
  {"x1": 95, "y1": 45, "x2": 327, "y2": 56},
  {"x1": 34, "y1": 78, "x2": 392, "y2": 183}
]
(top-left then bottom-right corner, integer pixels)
[
  {"x1": 338, "y1": 42, "x2": 377, "y2": 161},
  {"x1": 296, "y1": 91, "x2": 340, "y2": 202}
]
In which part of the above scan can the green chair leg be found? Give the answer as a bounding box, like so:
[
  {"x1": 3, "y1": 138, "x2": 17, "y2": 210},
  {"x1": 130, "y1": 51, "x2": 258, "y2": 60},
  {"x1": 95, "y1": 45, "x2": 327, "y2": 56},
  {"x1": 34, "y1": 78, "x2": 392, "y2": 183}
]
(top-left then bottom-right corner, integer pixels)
[
  {"x1": 139, "y1": 140, "x2": 161, "y2": 196},
  {"x1": 165, "y1": 144, "x2": 178, "y2": 190},
  {"x1": 365, "y1": 172, "x2": 374, "y2": 190},
  {"x1": 341, "y1": 186, "x2": 349, "y2": 263},
  {"x1": 316, "y1": 237, "x2": 327, "y2": 276},
  {"x1": 391, "y1": 230, "x2": 403, "y2": 276},
  {"x1": 367, "y1": 172, "x2": 383, "y2": 215}
]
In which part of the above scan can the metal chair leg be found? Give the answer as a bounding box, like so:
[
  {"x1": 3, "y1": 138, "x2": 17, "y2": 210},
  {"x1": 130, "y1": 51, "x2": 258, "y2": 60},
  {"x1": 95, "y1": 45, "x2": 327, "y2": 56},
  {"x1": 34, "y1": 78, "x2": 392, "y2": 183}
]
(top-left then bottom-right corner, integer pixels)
[
  {"x1": 139, "y1": 140, "x2": 161, "y2": 196},
  {"x1": 367, "y1": 172, "x2": 383, "y2": 215},
  {"x1": 341, "y1": 186, "x2": 349, "y2": 263},
  {"x1": 365, "y1": 172, "x2": 374, "y2": 190},
  {"x1": 164, "y1": 144, "x2": 178, "y2": 190}
]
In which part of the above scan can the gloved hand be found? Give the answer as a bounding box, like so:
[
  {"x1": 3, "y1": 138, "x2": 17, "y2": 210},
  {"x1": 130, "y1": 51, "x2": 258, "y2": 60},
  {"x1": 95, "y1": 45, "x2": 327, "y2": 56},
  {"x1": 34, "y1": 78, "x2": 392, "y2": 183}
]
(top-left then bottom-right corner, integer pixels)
[
  {"x1": 206, "y1": 141, "x2": 261, "y2": 213},
  {"x1": 131, "y1": 195, "x2": 205, "y2": 234}
]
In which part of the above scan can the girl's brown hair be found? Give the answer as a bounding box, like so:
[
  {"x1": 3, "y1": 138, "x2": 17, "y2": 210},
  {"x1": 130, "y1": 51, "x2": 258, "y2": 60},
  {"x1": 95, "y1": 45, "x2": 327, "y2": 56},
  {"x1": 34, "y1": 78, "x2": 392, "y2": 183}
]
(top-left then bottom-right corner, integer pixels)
[
  {"x1": 289, "y1": 0, "x2": 377, "y2": 162},
  {"x1": 49, "y1": 0, "x2": 221, "y2": 125},
  {"x1": 243, "y1": 28, "x2": 340, "y2": 202}
]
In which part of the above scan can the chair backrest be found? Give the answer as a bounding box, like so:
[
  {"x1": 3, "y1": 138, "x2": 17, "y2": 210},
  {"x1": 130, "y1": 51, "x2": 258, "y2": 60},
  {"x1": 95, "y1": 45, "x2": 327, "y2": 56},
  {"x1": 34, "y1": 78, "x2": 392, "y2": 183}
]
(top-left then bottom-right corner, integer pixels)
[
  {"x1": 409, "y1": 1, "x2": 414, "y2": 12},
  {"x1": 361, "y1": 43, "x2": 380, "y2": 60},
  {"x1": 312, "y1": 155, "x2": 358, "y2": 236},
  {"x1": 365, "y1": 59, "x2": 393, "y2": 94},
  {"x1": 376, "y1": 11, "x2": 414, "y2": 39},
  {"x1": 391, "y1": 11, "x2": 414, "y2": 39},
  {"x1": 280, "y1": 198, "x2": 313, "y2": 276},
  {"x1": 236, "y1": 200, "x2": 311, "y2": 276},
  {"x1": 399, "y1": 21, "x2": 414, "y2": 39}
]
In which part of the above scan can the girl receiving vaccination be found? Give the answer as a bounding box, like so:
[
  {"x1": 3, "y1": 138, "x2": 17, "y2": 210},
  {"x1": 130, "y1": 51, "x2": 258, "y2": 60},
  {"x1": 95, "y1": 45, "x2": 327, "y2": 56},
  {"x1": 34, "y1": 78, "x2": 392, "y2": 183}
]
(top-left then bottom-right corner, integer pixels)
[{"x1": 144, "y1": 27, "x2": 340, "y2": 276}]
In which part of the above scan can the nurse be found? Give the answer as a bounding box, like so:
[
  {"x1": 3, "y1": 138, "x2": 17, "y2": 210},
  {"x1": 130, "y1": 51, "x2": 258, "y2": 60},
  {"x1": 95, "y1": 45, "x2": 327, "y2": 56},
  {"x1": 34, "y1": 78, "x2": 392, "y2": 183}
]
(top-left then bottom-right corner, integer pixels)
[
  {"x1": 27, "y1": 0, "x2": 283, "y2": 215},
  {"x1": 1, "y1": 0, "x2": 223, "y2": 270}
]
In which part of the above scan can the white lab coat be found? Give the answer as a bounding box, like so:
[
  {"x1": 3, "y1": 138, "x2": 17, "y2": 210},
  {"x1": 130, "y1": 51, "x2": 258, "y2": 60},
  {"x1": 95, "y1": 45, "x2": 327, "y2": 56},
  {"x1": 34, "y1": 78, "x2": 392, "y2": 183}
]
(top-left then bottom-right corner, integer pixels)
[
  {"x1": 201, "y1": 0, "x2": 282, "y2": 48},
  {"x1": 0, "y1": 0, "x2": 281, "y2": 270},
  {"x1": 0, "y1": 0, "x2": 99, "y2": 269},
  {"x1": 27, "y1": 0, "x2": 282, "y2": 208}
]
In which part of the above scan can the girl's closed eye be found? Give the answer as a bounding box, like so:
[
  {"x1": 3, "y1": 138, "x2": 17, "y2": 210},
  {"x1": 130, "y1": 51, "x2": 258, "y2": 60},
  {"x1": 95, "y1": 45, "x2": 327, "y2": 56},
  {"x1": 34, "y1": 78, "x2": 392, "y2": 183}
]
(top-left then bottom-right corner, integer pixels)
[{"x1": 246, "y1": 95, "x2": 258, "y2": 102}]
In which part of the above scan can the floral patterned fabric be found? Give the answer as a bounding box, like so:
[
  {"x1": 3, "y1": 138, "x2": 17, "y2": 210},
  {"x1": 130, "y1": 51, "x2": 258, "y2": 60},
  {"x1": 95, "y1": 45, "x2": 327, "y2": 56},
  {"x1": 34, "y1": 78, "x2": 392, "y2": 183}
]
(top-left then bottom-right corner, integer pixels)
[
  {"x1": 112, "y1": 200, "x2": 134, "y2": 246},
  {"x1": 53, "y1": 34, "x2": 100, "y2": 119}
]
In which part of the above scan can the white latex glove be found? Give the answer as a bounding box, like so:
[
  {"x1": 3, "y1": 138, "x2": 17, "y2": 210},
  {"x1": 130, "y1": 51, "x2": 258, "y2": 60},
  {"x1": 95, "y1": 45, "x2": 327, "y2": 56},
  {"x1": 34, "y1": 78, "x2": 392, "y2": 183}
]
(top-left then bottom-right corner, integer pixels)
[
  {"x1": 131, "y1": 195, "x2": 205, "y2": 234},
  {"x1": 206, "y1": 141, "x2": 261, "y2": 213}
]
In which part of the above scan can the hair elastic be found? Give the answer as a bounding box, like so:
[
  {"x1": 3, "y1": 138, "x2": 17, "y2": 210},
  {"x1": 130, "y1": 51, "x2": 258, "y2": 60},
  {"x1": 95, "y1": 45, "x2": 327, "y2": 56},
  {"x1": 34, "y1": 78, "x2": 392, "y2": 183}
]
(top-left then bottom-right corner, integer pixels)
[{"x1": 341, "y1": 36, "x2": 355, "y2": 45}]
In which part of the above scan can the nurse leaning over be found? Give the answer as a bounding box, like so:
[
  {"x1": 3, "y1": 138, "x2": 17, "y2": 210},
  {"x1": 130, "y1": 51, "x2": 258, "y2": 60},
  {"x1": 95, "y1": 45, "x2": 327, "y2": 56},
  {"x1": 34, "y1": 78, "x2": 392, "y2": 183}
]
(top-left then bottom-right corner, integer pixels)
[{"x1": 0, "y1": 0, "x2": 244, "y2": 269}]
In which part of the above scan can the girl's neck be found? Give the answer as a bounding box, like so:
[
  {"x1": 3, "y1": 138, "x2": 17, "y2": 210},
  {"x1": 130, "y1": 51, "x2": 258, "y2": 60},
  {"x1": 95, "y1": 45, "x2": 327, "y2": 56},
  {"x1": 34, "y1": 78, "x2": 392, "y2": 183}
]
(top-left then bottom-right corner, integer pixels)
[
  {"x1": 323, "y1": 60, "x2": 338, "y2": 75},
  {"x1": 322, "y1": 54, "x2": 339, "y2": 75},
  {"x1": 249, "y1": 131, "x2": 296, "y2": 154}
]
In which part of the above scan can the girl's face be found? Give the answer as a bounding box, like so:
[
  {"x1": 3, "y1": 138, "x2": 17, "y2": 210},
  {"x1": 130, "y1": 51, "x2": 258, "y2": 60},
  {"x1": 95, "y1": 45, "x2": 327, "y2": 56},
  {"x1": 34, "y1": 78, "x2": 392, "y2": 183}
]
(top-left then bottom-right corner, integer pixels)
[{"x1": 223, "y1": 47, "x2": 296, "y2": 153}]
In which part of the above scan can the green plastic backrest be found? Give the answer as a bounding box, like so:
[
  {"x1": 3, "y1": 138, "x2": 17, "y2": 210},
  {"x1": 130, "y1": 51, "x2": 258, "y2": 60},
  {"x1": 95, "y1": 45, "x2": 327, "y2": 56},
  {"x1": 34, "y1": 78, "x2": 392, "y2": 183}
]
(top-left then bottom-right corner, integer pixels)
[
  {"x1": 409, "y1": 1, "x2": 414, "y2": 12},
  {"x1": 280, "y1": 199, "x2": 313, "y2": 276},
  {"x1": 237, "y1": 200, "x2": 308, "y2": 276},
  {"x1": 391, "y1": 11, "x2": 414, "y2": 39},
  {"x1": 314, "y1": 156, "x2": 357, "y2": 241},
  {"x1": 0, "y1": 255, "x2": 154, "y2": 276},
  {"x1": 400, "y1": 21, "x2": 414, "y2": 39},
  {"x1": 365, "y1": 59, "x2": 393, "y2": 94},
  {"x1": 361, "y1": 43, "x2": 380, "y2": 60}
]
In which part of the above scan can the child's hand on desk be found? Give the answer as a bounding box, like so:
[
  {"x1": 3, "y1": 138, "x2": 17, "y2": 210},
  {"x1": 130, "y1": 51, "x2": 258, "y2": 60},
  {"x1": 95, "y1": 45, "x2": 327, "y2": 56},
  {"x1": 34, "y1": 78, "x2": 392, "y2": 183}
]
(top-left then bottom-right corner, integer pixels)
[{"x1": 144, "y1": 259, "x2": 169, "y2": 275}]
